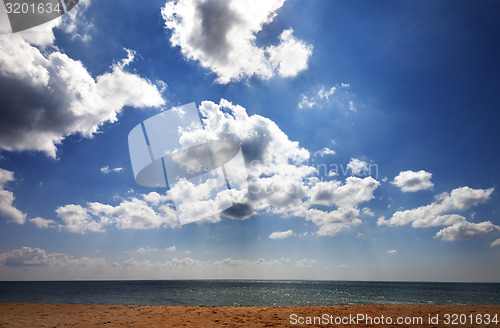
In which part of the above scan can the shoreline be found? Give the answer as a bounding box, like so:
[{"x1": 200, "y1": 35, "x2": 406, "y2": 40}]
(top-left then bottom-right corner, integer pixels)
[{"x1": 1, "y1": 303, "x2": 499, "y2": 327}]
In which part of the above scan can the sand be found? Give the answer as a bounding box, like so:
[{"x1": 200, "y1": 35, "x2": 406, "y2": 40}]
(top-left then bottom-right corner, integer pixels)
[{"x1": 0, "y1": 303, "x2": 499, "y2": 327}]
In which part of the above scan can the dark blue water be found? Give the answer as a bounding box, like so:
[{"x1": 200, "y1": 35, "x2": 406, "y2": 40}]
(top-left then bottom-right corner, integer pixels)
[{"x1": 0, "y1": 280, "x2": 499, "y2": 306}]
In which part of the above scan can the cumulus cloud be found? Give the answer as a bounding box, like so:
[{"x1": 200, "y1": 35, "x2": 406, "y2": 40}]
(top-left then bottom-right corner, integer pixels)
[
  {"x1": 491, "y1": 239, "x2": 500, "y2": 247},
  {"x1": 362, "y1": 207, "x2": 375, "y2": 217},
  {"x1": 306, "y1": 207, "x2": 361, "y2": 236},
  {"x1": 162, "y1": 0, "x2": 312, "y2": 83},
  {"x1": 346, "y1": 158, "x2": 368, "y2": 176},
  {"x1": 306, "y1": 177, "x2": 379, "y2": 236},
  {"x1": 198, "y1": 100, "x2": 380, "y2": 234},
  {"x1": 0, "y1": 168, "x2": 26, "y2": 224},
  {"x1": 298, "y1": 83, "x2": 357, "y2": 111},
  {"x1": 0, "y1": 35, "x2": 164, "y2": 158},
  {"x1": 435, "y1": 221, "x2": 500, "y2": 241},
  {"x1": 392, "y1": 170, "x2": 434, "y2": 192},
  {"x1": 314, "y1": 147, "x2": 335, "y2": 157},
  {"x1": 308, "y1": 177, "x2": 379, "y2": 208},
  {"x1": 379, "y1": 185, "x2": 499, "y2": 241},
  {"x1": 29, "y1": 217, "x2": 56, "y2": 229},
  {"x1": 269, "y1": 229, "x2": 294, "y2": 239},
  {"x1": 52, "y1": 100, "x2": 379, "y2": 236},
  {"x1": 197, "y1": 99, "x2": 313, "y2": 218},
  {"x1": 386, "y1": 249, "x2": 397, "y2": 254},
  {"x1": 379, "y1": 186, "x2": 494, "y2": 228},
  {"x1": 0, "y1": 246, "x2": 105, "y2": 268},
  {"x1": 55, "y1": 193, "x2": 178, "y2": 234}
]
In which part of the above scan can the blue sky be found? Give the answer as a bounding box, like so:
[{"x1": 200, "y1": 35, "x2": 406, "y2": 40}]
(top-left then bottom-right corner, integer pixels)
[{"x1": 0, "y1": 0, "x2": 500, "y2": 281}]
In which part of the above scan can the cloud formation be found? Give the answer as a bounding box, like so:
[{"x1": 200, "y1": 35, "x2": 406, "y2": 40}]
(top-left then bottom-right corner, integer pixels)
[
  {"x1": 346, "y1": 158, "x2": 369, "y2": 176},
  {"x1": 314, "y1": 147, "x2": 335, "y2": 157},
  {"x1": 392, "y1": 170, "x2": 434, "y2": 192},
  {"x1": 0, "y1": 246, "x2": 291, "y2": 280},
  {"x1": 0, "y1": 246, "x2": 105, "y2": 268},
  {"x1": 0, "y1": 168, "x2": 26, "y2": 224},
  {"x1": 56, "y1": 192, "x2": 178, "y2": 234},
  {"x1": 29, "y1": 217, "x2": 56, "y2": 229},
  {"x1": 298, "y1": 83, "x2": 356, "y2": 111},
  {"x1": 162, "y1": 0, "x2": 312, "y2": 83},
  {"x1": 0, "y1": 1, "x2": 164, "y2": 159},
  {"x1": 294, "y1": 258, "x2": 316, "y2": 268},
  {"x1": 52, "y1": 99, "x2": 379, "y2": 236},
  {"x1": 269, "y1": 229, "x2": 294, "y2": 239},
  {"x1": 435, "y1": 221, "x2": 500, "y2": 241},
  {"x1": 0, "y1": 41, "x2": 165, "y2": 158},
  {"x1": 379, "y1": 186, "x2": 499, "y2": 241},
  {"x1": 100, "y1": 166, "x2": 125, "y2": 174}
]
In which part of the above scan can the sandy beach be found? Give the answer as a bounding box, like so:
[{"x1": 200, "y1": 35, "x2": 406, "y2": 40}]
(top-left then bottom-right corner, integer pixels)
[{"x1": 0, "y1": 303, "x2": 499, "y2": 327}]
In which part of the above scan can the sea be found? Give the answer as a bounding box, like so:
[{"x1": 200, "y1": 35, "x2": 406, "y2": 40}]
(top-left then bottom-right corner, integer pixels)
[{"x1": 0, "y1": 280, "x2": 499, "y2": 306}]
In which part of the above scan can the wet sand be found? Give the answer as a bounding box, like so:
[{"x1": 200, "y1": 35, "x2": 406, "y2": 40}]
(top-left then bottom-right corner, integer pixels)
[{"x1": 0, "y1": 303, "x2": 499, "y2": 327}]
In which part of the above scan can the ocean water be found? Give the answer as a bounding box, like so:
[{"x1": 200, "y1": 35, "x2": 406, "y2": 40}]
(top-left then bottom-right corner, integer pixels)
[{"x1": 0, "y1": 280, "x2": 499, "y2": 306}]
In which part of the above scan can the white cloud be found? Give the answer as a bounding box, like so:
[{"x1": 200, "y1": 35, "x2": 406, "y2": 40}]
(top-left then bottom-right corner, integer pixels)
[
  {"x1": 327, "y1": 170, "x2": 338, "y2": 177},
  {"x1": 0, "y1": 246, "x2": 105, "y2": 268},
  {"x1": 14, "y1": 0, "x2": 93, "y2": 47},
  {"x1": 435, "y1": 221, "x2": 500, "y2": 241},
  {"x1": 379, "y1": 186, "x2": 494, "y2": 228},
  {"x1": 55, "y1": 193, "x2": 178, "y2": 234},
  {"x1": 2, "y1": 246, "x2": 431, "y2": 280},
  {"x1": 136, "y1": 247, "x2": 160, "y2": 253},
  {"x1": 392, "y1": 170, "x2": 434, "y2": 192},
  {"x1": 491, "y1": 239, "x2": 500, "y2": 247},
  {"x1": 198, "y1": 99, "x2": 313, "y2": 218},
  {"x1": 379, "y1": 186, "x2": 499, "y2": 241},
  {"x1": 269, "y1": 229, "x2": 294, "y2": 239},
  {"x1": 305, "y1": 176, "x2": 379, "y2": 236},
  {"x1": 318, "y1": 85, "x2": 336, "y2": 100},
  {"x1": 162, "y1": 0, "x2": 312, "y2": 83},
  {"x1": 306, "y1": 207, "x2": 361, "y2": 236},
  {"x1": 386, "y1": 249, "x2": 397, "y2": 254},
  {"x1": 362, "y1": 207, "x2": 375, "y2": 217},
  {"x1": 0, "y1": 168, "x2": 26, "y2": 224},
  {"x1": 135, "y1": 246, "x2": 176, "y2": 253},
  {"x1": 29, "y1": 217, "x2": 56, "y2": 229},
  {"x1": 56, "y1": 204, "x2": 105, "y2": 234},
  {"x1": 308, "y1": 177, "x2": 379, "y2": 208},
  {"x1": 58, "y1": 0, "x2": 93, "y2": 41},
  {"x1": 314, "y1": 147, "x2": 335, "y2": 157},
  {"x1": 0, "y1": 33, "x2": 165, "y2": 158},
  {"x1": 100, "y1": 166, "x2": 125, "y2": 174},
  {"x1": 88, "y1": 197, "x2": 178, "y2": 230},
  {"x1": 266, "y1": 28, "x2": 312, "y2": 78},
  {"x1": 347, "y1": 158, "x2": 368, "y2": 176},
  {"x1": 52, "y1": 100, "x2": 379, "y2": 237},
  {"x1": 298, "y1": 83, "x2": 357, "y2": 111},
  {"x1": 295, "y1": 258, "x2": 316, "y2": 268},
  {"x1": 298, "y1": 95, "x2": 316, "y2": 110}
]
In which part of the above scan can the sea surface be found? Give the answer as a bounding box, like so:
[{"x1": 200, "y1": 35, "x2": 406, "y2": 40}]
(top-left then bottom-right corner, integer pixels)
[{"x1": 0, "y1": 280, "x2": 499, "y2": 306}]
